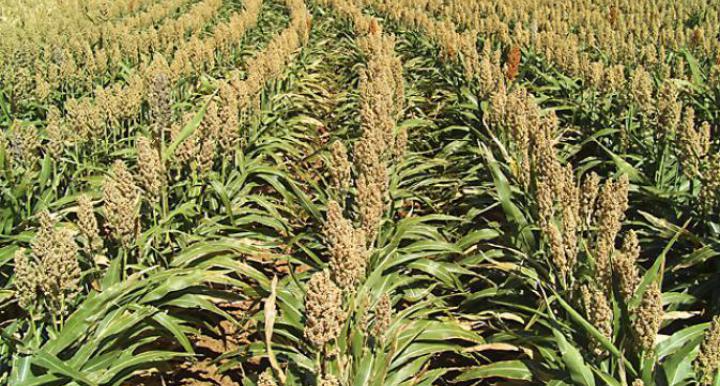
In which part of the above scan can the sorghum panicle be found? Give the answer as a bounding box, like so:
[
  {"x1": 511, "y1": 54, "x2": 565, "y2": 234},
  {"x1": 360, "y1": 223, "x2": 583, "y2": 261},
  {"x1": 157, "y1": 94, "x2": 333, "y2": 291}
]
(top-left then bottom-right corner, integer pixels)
[
  {"x1": 614, "y1": 230, "x2": 640, "y2": 302},
  {"x1": 136, "y1": 136, "x2": 165, "y2": 202},
  {"x1": 328, "y1": 141, "x2": 351, "y2": 192},
  {"x1": 325, "y1": 201, "x2": 368, "y2": 290},
  {"x1": 304, "y1": 271, "x2": 345, "y2": 348},
  {"x1": 77, "y1": 194, "x2": 101, "y2": 250},
  {"x1": 103, "y1": 160, "x2": 140, "y2": 244},
  {"x1": 372, "y1": 293, "x2": 392, "y2": 341},
  {"x1": 581, "y1": 284, "x2": 613, "y2": 357},
  {"x1": 13, "y1": 249, "x2": 41, "y2": 312},
  {"x1": 694, "y1": 316, "x2": 720, "y2": 385},
  {"x1": 632, "y1": 282, "x2": 663, "y2": 353}
]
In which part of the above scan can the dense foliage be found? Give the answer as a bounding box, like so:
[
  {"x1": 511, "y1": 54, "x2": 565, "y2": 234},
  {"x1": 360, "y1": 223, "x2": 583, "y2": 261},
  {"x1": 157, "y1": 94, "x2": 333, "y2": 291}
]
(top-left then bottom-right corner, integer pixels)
[{"x1": 0, "y1": 0, "x2": 719, "y2": 384}]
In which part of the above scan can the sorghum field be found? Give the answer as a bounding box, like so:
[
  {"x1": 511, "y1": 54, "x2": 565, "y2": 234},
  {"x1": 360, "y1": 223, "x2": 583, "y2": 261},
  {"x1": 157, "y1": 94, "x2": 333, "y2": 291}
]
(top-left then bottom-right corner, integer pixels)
[{"x1": 1, "y1": 0, "x2": 719, "y2": 384}]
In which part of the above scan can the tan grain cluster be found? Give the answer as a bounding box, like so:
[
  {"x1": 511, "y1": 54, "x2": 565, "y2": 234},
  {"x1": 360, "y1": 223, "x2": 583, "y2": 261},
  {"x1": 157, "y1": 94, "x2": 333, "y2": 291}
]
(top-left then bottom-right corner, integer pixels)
[
  {"x1": 14, "y1": 212, "x2": 81, "y2": 316},
  {"x1": 77, "y1": 195, "x2": 102, "y2": 251},
  {"x1": 136, "y1": 136, "x2": 166, "y2": 202},
  {"x1": 304, "y1": 271, "x2": 346, "y2": 348},
  {"x1": 103, "y1": 160, "x2": 141, "y2": 244},
  {"x1": 325, "y1": 201, "x2": 369, "y2": 290},
  {"x1": 632, "y1": 282, "x2": 663, "y2": 353},
  {"x1": 694, "y1": 316, "x2": 720, "y2": 385}
]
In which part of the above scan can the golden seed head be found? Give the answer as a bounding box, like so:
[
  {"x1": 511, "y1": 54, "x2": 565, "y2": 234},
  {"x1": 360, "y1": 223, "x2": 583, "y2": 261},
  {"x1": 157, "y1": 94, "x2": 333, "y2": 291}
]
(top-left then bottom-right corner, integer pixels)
[
  {"x1": 136, "y1": 136, "x2": 165, "y2": 202},
  {"x1": 588, "y1": 61, "x2": 605, "y2": 89},
  {"x1": 40, "y1": 228, "x2": 81, "y2": 315},
  {"x1": 632, "y1": 380, "x2": 645, "y2": 386},
  {"x1": 171, "y1": 114, "x2": 198, "y2": 169},
  {"x1": 581, "y1": 284, "x2": 613, "y2": 357},
  {"x1": 678, "y1": 107, "x2": 711, "y2": 179},
  {"x1": 257, "y1": 370, "x2": 278, "y2": 386},
  {"x1": 10, "y1": 120, "x2": 41, "y2": 168},
  {"x1": 614, "y1": 230, "x2": 640, "y2": 301},
  {"x1": 46, "y1": 106, "x2": 64, "y2": 158},
  {"x1": 632, "y1": 282, "x2": 663, "y2": 353},
  {"x1": 319, "y1": 375, "x2": 340, "y2": 386},
  {"x1": 602, "y1": 64, "x2": 626, "y2": 94},
  {"x1": 630, "y1": 66, "x2": 654, "y2": 118},
  {"x1": 372, "y1": 293, "x2": 392, "y2": 341},
  {"x1": 328, "y1": 141, "x2": 351, "y2": 192},
  {"x1": 325, "y1": 201, "x2": 368, "y2": 290},
  {"x1": 657, "y1": 80, "x2": 682, "y2": 137},
  {"x1": 700, "y1": 155, "x2": 720, "y2": 213},
  {"x1": 28, "y1": 211, "x2": 81, "y2": 315},
  {"x1": 595, "y1": 175, "x2": 629, "y2": 290},
  {"x1": 13, "y1": 248, "x2": 41, "y2": 313},
  {"x1": 197, "y1": 137, "x2": 217, "y2": 177},
  {"x1": 218, "y1": 84, "x2": 240, "y2": 153},
  {"x1": 77, "y1": 194, "x2": 101, "y2": 250},
  {"x1": 304, "y1": 271, "x2": 345, "y2": 348},
  {"x1": 547, "y1": 222, "x2": 569, "y2": 280},
  {"x1": 103, "y1": 160, "x2": 140, "y2": 244},
  {"x1": 579, "y1": 172, "x2": 601, "y2": 227},
  {"x1": 694, "y1": 316, "x2": 720, "y2": 385}
]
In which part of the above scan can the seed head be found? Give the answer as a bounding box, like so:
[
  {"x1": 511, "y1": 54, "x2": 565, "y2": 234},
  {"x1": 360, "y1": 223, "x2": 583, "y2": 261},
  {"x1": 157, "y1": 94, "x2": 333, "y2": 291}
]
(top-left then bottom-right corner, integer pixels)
[
  {"x1": 632, "y1": 282, "x2": 663, "y2": 353},
  {"x1": 218, "y1": 84, "x2": 240, "y2": 154},
  {"x1": 103, "y1": 160, "x2": 140, "y2": 244},
  {"x1": 304, "y1": 271, "x2": 345, "y2": 348},
  {"x1": 581, "y1": 284, "x2": 613, "y2": 357},
  {"x1": 325, "y1": 201, "x2": 369, "y2": 290},
  {"x1": 354, "y1": 139, "x2": 388, "y2": 243},
  {"x1": 257, "y1": 370, "x2": 278, "y2": 386},
  {"x1": 10, "y1": 120, "x2": 40, "y2": 168},
  {"x1": 136, "y1": 136, "x2": 165, "y2": 203},
  {"x1": 547, "y1": 223, "x2": 569, "y2": 281},
  {"x1": 579, "y1": 172, "x2": 601, "y2": 227},
  {"x1": 657, "y1": 80, "x2": 682, "y2": 139},
  {"x1": 328, "y1": 141, "x2": 351, "y2": 192},
  {"x1": 372, "y1": 293, "x2": 392, "y2": 342},
  {"x1": 77, "y1": 194, "x2": 101, "y2": 250},
  {"x1": 630, "y1": 66, "x2": 654, "y2": 119},
  {"x1": 614, "y1": 230, "x2": 640, "y2": 302},
  {"x1": 28, "y1": 212, "x2": 81, "y2": 316},
  {"x1": 171, "y1": 114, "x2": 198, "y2": 169},
  {"x1": 46, "y1": 107, "x2": 64, "y2": 158},
  {"x1": 700, "y1": 155, "x2": 720, "y2": 213},
  {"x1": 505, "y1": 45, "x2": 521, "y2": 81},
  {"x1": 13, "y1": 249, "x2": 41, "y2": 313},
  {"x1": 694, "y1": 316, "x2": 720, "y2": 385},
  {"x1": 678, "y1": 107, "x2": 711, "y2": 178},
  {"x1": 594, "y1": 175, "x2": 629, "y2": 290},
  {"x1": 319, "y1": 375, "x2": 340, "y2": 386}
]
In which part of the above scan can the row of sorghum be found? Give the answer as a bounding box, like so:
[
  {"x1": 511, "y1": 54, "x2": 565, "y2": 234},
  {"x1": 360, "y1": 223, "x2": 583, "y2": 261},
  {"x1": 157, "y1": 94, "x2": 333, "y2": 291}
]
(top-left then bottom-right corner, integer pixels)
[
  {"x1": 367, "y1": 0, "x2": 482, "y2": 80},
  {"x1": 20, "y1": 0, "x2": 222, "y2": 105},
  {"x1": 437, "y1": 0, "x2": 720, "y2": 87},
  {"x1": 501, "y1": 84, "x2": 664, "y2": 357},
  {"x1": 170, "y1": 0, "x2": 307, "y2": 176},
  {"x1": 0, "y1": 0, "x2": 145, "y2": 99},
  {"x1": 298, "y1": 5, "x2": 397, "y2": 383},
  {"x1": 354, "y1": 17, "x2": 404, "y2": 243},
  {"x1": 20, "y1": 0, "x2": 263, "y2": 166}
]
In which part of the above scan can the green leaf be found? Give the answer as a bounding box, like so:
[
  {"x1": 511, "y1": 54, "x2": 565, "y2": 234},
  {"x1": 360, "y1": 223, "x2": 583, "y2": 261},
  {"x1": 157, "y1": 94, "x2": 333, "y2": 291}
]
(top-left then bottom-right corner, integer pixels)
[
  {"x1": 162, "y1": 100, "x2": 209, "y2": 162},
  {"x1": 455, "y1": 360, "x2": 533, "y2": 382},
  {"x1": 553, "y1": 329, "x2": 595, "y2": 386},
  {"x1": 33, "y1": 351, "x2": 97, "y2": 386}
]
